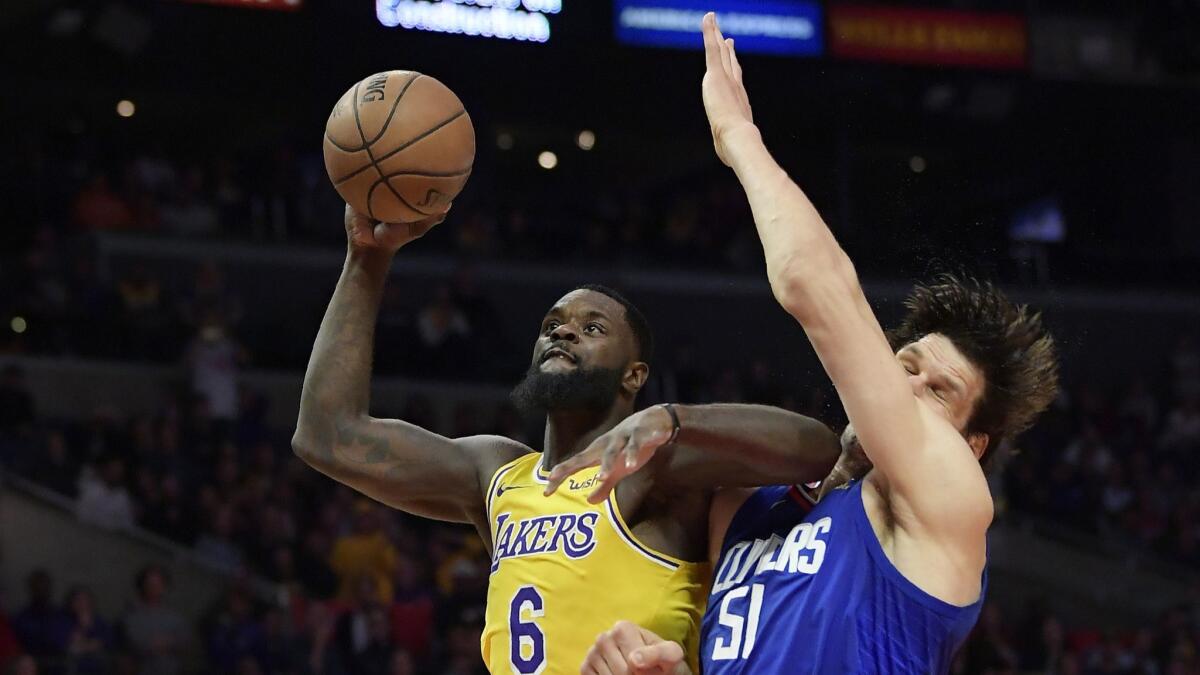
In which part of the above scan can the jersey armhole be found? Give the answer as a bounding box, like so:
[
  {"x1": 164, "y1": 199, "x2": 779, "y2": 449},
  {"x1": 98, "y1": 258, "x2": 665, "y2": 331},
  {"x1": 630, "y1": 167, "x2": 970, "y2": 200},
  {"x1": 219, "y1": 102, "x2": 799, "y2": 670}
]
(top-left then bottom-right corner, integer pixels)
[
  {"x1": 850, "y1": 481, "x2": 984, "y2": 617},
  {"x1": 605, "y1": 491, "x2": 687, "y2": 571}
]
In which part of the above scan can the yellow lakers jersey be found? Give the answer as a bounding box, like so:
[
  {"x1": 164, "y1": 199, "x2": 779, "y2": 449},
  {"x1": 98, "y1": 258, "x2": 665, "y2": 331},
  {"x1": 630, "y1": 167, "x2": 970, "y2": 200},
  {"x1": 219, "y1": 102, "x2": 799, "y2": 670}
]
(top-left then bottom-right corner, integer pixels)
[{"x1": 482, "y1": 453, "x2": 709, "y2": 674}]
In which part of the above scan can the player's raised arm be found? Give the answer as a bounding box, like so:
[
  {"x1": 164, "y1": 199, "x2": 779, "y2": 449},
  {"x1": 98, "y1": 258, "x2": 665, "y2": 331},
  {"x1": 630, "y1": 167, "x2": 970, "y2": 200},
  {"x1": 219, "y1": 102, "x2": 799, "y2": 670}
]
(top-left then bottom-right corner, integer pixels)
[
  {"x1": 698, "y1": 13, "x2": 990, "y2": 533},
  {"x1": 545, "y1": 403, "x2": 840, "y2": 503},
  {"x1": 292, "y1": 206, "x2": 525, "y2": 526}
]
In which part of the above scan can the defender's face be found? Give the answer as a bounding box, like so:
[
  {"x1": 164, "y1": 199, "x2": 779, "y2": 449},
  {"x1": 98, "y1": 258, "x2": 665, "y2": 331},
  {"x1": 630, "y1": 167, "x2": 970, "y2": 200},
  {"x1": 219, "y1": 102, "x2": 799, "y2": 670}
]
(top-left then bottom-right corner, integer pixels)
[
  {"x1": 841, "y1": 333, "x2": 986, "y2": 454},
  {"x1": 531, "y1": 290, "x2": 636, "y2": 374},
  {"x1": 896, "y1": 333, "x2": 986, "y2": 432}
]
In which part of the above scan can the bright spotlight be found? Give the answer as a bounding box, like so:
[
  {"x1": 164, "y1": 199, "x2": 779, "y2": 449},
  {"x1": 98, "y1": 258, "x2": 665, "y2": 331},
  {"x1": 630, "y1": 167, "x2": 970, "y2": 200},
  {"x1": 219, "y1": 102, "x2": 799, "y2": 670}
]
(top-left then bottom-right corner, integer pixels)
[{"x1": 538, "y1": 151, "x2": 558, "y2": 170}]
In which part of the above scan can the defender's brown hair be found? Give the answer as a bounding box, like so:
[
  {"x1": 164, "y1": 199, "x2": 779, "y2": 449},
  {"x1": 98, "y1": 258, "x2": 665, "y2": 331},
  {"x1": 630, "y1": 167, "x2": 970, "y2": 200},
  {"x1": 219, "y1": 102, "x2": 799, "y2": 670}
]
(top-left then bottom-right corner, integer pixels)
[{"x1": 888, "y1": 273, "x2": 1059, "y2": 467}]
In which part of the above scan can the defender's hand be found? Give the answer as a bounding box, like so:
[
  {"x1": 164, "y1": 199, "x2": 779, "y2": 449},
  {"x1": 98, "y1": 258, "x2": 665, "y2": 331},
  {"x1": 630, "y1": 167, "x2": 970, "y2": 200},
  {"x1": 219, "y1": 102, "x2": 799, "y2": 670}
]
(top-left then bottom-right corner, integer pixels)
[
  {"x1": 345, "y1": 204, "x2": 448, "y2": 253},
  {"x1": 544, "y1": 406, "x2": 674, "y2": 504},
  {"x1": 701, "y1": 12, "x2": 757, "y2": 167},
  {"x1": 581, "y1": 621, "x2": 691, "y2": 675}
]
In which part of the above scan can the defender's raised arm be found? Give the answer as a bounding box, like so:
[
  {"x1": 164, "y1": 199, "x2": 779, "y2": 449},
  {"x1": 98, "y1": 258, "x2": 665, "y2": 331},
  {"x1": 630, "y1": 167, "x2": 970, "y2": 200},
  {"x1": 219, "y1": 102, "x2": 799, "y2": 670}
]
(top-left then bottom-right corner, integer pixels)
[{"x1": 699, "y1": 13, "x2": 991, "y2": 540}]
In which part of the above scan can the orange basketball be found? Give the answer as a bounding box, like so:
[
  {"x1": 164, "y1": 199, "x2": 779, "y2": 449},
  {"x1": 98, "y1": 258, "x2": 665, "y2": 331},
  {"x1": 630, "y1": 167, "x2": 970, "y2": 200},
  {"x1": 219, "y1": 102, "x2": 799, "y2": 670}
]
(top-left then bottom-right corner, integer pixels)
[{"x1": 323, "y1": 71, "x2": 475, "y2": 223}]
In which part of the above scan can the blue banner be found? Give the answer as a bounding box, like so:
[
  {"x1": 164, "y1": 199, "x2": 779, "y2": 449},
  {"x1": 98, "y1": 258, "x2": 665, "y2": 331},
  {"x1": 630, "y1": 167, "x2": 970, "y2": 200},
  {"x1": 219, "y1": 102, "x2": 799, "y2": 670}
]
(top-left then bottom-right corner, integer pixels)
[{"x1": 615, "y1": 0, "x2": 823, "y2": 56}]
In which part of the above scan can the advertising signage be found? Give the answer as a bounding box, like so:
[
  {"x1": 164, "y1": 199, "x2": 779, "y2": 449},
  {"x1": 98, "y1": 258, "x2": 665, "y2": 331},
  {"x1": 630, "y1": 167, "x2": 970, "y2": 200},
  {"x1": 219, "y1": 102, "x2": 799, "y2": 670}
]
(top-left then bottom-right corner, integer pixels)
[
  {"x1": 377, "y1": 0, "x2": 563, "y2": 43},
  {"x1": 615, "y1": 0, "x2": 823, "y2": 57},
  {"x1": 828, "y1": 5, "x2": 1027, "y2": 69}
]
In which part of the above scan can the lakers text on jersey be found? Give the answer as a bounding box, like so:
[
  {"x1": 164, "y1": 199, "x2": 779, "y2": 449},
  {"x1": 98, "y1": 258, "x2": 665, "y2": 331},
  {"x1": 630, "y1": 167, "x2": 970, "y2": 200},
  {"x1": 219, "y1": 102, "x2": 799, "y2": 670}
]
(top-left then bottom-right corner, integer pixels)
[{"x1": 482, "y1": 453, "x2": 709, "y2": 674}]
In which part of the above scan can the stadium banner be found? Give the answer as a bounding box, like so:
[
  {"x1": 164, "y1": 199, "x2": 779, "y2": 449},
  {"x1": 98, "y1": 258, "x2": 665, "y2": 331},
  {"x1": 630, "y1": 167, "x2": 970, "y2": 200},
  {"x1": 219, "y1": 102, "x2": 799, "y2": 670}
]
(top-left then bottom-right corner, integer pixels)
[
  {"x1": 377, "y1": 0, "x2": 563, "y2": 43},
  {"x1": 828, "y1": 5, "x2": 1026, "y2": 69},
  {"x1": 173, "y1": 0, "x2": 303, "y2": 10},
  {"x1": 614, "y1": 0, "x2": 823, "y2": 56}
]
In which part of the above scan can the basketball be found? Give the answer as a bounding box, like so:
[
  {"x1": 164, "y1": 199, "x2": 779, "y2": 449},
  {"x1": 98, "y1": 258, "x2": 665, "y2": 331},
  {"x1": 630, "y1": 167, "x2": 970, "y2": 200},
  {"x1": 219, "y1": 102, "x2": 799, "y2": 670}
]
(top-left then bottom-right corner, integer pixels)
[{"x1": 323, "y1": 71, "x2": 475, "y2": 223}]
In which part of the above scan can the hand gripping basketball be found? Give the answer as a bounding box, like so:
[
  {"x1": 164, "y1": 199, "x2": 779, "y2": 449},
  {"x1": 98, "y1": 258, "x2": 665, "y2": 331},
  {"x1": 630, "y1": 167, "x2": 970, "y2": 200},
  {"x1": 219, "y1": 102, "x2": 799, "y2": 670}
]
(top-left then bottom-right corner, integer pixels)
[{"x1": 344, "y1": 204, "x2": 446, "y2": 253}]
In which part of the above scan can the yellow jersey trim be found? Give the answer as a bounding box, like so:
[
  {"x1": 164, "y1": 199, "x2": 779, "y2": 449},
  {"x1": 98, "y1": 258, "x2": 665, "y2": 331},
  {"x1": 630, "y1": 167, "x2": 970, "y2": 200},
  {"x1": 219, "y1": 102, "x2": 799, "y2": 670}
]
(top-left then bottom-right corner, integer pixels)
[
  {"x1": 531, "y1": 457, "x2": 552, "y2": 484},
  {"x1": 486, "y1": 453, "x2": 533, "y2": 525},
  {"x1": 604, "y1": 489, "x2": 689, "y2": 570}
]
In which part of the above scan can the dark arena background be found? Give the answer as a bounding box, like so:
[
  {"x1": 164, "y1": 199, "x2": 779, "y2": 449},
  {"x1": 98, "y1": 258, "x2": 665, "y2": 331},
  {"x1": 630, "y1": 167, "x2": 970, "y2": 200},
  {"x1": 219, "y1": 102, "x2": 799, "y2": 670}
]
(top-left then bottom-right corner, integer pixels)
[{"x1": 1, "y1": 1, "x2": 1200, "y2": 674}]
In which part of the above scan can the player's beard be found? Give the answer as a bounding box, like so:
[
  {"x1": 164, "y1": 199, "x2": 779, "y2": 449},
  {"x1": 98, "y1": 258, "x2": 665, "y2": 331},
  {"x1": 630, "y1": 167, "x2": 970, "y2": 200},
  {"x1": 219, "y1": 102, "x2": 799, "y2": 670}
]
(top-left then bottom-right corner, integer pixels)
[{"x1": 510, "y1": 363, "x2": 625, "y2": 417}]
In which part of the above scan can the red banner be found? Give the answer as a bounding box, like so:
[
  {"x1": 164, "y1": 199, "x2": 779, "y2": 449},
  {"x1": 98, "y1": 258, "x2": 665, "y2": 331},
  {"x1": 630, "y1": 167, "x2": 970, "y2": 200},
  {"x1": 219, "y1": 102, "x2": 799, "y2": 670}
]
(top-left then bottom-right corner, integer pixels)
[
  {"x1": 828, "y1": 5, "x2": 1026, "y2": 69},
  {"x1": 174, "y1": 0, "x2": 303, "y2": 11}
]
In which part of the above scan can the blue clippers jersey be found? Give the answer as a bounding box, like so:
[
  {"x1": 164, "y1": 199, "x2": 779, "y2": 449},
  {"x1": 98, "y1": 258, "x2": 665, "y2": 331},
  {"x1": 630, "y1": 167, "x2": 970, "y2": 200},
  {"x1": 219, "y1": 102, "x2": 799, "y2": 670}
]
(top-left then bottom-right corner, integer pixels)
[{"x1": 699, "y1": 480, "x2": 985, "y2": 675}]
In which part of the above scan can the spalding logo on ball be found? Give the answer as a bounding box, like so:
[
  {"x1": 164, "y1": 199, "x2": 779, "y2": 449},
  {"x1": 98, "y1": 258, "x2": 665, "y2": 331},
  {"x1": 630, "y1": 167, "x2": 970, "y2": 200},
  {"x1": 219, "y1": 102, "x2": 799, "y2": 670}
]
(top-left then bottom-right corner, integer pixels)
[{"x1": 323, "y1": 71, "x2": 476, "y2": 223}]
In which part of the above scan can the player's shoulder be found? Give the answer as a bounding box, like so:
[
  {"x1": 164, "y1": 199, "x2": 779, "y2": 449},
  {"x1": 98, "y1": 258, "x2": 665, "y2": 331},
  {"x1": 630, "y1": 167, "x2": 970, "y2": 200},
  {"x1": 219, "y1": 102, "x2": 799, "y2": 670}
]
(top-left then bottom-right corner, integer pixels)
[
  {"x1": 458, "y1": 434, "x2": 534, "y2": 478},
  {"x1": 459, "y1": 434, "x2": 533, "y2": 458}
]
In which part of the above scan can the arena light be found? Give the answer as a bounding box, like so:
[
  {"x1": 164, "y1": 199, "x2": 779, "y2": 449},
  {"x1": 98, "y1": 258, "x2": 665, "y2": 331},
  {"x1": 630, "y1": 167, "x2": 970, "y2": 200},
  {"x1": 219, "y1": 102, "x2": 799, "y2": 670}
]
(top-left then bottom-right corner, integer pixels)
[
  {"x1": 116, "y1": 100, "x2": 136, "y2": 118},
  {"x1": 909, "y1": 156, "x2": 927, "y2": 173},
  {"x1": 10, "y1": 317, "x2": 27, "y2": 334},
  {"x1": 377, "y1": 0, "x2": 563, "y2": 43},
  {"x1": 576, "y1": 130, "x2": 595, "y2": 151},
  {"x1": 538, "y1": 151, "x2": 558, "y2": 169}
]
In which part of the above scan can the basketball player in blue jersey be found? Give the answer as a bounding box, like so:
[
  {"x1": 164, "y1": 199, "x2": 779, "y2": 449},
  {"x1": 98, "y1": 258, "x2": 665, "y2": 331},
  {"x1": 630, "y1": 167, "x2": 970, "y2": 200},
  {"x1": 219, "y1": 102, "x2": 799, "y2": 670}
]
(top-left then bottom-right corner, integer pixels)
[
  {"x1": 292, "y1": 202, "x2": 850, "y2": 672},
  {"x1": 573, "y1": 13, "x2": 1060, "y2": 675}
]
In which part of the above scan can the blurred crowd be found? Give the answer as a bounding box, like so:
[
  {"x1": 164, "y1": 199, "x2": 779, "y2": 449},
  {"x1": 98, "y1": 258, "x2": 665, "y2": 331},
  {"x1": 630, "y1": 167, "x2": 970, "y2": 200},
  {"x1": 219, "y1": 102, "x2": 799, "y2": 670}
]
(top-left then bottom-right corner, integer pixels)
[
  {"x1": 24, "y1": 138, "x2": 764, "y2": 273},
  {"x1": 1, "y1": 324, "x2": 1198, "y2": 673},
  {"x1": 0, "y1": 375, "x2": 510, "y2": 675},
  {"x1": 2, "y1": 138, "x2": 1198, "y2": 675},
  {"x1": 955, "y1": 601, "x2": 1200, "y2": 675},
  {"x1": 0, "y1": 225, "x2": 516, "y2": 378},
  {"x1": 1002, "y1": 336, "x2": 1200, "y2": 568}
]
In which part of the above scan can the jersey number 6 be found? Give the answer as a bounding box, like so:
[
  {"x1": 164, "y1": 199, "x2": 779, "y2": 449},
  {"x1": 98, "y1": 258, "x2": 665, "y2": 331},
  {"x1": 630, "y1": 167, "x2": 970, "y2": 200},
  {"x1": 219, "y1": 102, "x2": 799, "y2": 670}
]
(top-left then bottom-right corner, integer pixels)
[{"x1": 509, "y1": 585, "x2": 546, "y2": 674}]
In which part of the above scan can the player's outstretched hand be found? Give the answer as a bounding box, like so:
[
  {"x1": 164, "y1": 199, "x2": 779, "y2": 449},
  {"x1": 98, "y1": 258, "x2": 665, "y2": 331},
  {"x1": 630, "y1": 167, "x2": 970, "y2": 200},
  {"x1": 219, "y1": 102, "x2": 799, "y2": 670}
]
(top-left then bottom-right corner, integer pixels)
[
  {"x1": 544, "y1": 405, "x2": 674, "y2": 503},
  {"x1": 344, "y1": 203, "x2": 448, "y2": 253},
  {"x1": 701, "y1": 12, "x2": 756, "y2": 167},
  {"x1": 581, "y1": 621, "x2": 691, "y2": 675}
]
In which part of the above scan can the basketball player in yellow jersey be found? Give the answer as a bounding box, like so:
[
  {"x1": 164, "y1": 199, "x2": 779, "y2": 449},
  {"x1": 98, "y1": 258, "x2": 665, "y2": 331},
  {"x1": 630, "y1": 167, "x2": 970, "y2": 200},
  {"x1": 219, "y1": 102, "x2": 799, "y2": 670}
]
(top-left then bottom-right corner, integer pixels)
[{"x1": 293, "y1": 205, "x2": 843, "y2": 673}]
